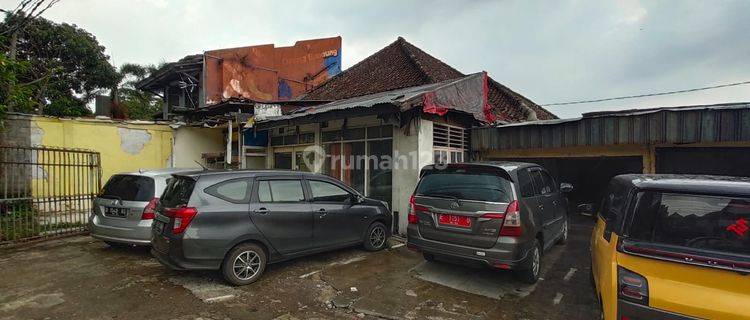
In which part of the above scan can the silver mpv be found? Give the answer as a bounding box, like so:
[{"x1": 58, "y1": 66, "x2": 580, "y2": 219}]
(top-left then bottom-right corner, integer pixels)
[{"x1": 89, "y1": 168, "x2": 197, "y2": 246}]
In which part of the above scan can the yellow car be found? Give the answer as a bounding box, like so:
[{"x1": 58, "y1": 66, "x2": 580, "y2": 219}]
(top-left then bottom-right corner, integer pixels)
[{"x1": 583, "y1": 174, "x2": 750, "y2": 320}]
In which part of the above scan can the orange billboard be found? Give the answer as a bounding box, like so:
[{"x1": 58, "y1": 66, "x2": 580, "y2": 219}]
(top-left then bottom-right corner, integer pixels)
[{"x1": 203, "y1": 37, "x2": 341, "y2": 104}]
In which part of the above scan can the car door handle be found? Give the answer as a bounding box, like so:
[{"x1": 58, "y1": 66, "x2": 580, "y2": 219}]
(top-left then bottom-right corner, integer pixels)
[
  {"x1": 254, "y1": 208, "x2": 269, "y2": 214},
  {"x1": 317, "y1": 208, "x2": 327, "y2": 218}
]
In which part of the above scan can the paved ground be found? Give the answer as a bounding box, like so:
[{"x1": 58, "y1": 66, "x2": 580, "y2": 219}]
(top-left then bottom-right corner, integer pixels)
[{"x1": 0, "y1": 217, "x2": 599, "y2": 320}]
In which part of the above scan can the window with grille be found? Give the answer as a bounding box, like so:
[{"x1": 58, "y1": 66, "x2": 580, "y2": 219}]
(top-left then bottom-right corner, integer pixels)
[{"x1": 433, "y1": 123, "x2": 469, "y2": 164}]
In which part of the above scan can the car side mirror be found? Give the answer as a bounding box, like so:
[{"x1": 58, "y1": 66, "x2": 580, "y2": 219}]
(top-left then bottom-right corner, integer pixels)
[
  {"x1": 349, "y1": 194, "x2": 365, "y2": 205},
  {"x1": 577, "y1": 203, "x2": 595, "y2": 217},
  {"x1": 560, "y1": 183, "x2": 573, "y2": 193}
]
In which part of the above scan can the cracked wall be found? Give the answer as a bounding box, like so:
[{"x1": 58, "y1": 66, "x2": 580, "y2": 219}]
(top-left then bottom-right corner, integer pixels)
[{"x1": 117, "y1": 128, "x2": 152, "y2": 155}]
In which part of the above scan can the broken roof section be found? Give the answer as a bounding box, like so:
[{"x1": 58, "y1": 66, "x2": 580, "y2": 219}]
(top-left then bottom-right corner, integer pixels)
[
  {"x1": 136, "y1": 54, "x2": 203, "y2": 93},
  {"x1": 300, "y1": 37, "x2": 556, "y2": 122},
  {"x1": 136, "y1": 37, "x2": 342, "y2": 107},
  {"x1": 258, "y1": 72, "x2": 491, "y2": 129}
]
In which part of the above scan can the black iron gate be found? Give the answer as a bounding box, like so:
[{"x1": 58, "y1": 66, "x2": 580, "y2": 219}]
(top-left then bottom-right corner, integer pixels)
[{"x1": 0, "y1": 145, "x2": 101, "y2": 244}]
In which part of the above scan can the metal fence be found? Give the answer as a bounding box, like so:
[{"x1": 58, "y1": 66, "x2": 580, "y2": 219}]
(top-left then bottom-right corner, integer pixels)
[{"x1": 0, "y1": 145, "x2": 101, "y2": 245}]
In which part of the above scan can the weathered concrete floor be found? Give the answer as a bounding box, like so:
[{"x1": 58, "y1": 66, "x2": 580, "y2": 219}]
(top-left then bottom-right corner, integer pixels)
[{"x1": 0, "y1": 218, "x2": 599, "y2": 320}]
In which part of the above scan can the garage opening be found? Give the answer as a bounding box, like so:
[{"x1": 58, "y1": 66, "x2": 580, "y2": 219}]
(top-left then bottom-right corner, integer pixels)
[
  {"x1": 489, "y1": 156, "x2": 643, "y2": 207},
  {"x1": 656, "y1": 147, "x2": 750, "y2": 177}
]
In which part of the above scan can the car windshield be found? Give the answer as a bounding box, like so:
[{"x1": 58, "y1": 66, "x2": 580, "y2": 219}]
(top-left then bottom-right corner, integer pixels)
[
  {"x1": 99, "y1": 175, "x2": 154, "y2": 202},
  {"x1": 416, "y1": 169, "x2": 513, "y2": 202},
  {"x1": 160, "y1": 176, "x2": 196, "y2": 207},
  {"x1": 628, "y1": 191, "x2": 750, "y2": 257}
]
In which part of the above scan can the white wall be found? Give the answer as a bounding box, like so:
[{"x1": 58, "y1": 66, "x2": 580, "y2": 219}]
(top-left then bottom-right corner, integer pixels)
[
  {"x1": 392, "y1": 117, "x2": 434, "y2": 234},
  {"x1": 172, "y1": 126, "x2": 225, "y2": 168}
]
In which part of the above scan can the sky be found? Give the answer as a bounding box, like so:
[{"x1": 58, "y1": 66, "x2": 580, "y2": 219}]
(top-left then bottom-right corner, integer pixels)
[{"x1": 4, "y1": 0, "x2": 750, "y2": 118}]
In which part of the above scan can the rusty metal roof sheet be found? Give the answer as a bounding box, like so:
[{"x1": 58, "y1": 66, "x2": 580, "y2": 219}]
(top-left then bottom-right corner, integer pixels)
[
  {"x1": 472, "y1": 102, "x2": 750, "y2": 151},
  {"x1": 259, "y1": 73, "x2": 487, "y2": 128}
]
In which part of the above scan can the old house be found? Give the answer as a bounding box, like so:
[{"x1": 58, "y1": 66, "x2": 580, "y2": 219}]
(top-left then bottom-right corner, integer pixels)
[{"x1": 254, "y1": 37, "x2": 556, "y2": 232}]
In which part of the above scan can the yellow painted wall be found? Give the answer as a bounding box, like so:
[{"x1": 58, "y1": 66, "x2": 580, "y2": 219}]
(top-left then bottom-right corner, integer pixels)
[
  {"x1": 31, "y1": 116, "x2": 173, "y2": 194},
  {"x1": 172, "y1": 126, "x2": 225, "y2": 168}
]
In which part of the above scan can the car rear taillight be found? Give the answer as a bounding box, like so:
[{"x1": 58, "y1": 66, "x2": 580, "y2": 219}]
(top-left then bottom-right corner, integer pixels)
[
  {"x1": 480, "y1": 212, "x2": 505, "y2": 219},
  {"x1": 408, "y1": 195, "x2": 428, "y2": 224},
  {"x1": 164, "y1": 207, "x2": 198, "y2": 234},
  {"x1": 499, "y1": 200, "x2": 522, "y2": 236},
  {"x1": 618, "y1": 267, "x2": 649, "y2": 305},
  {"x1": 141, "y1": 197, "x2": 159, "y2": 220}
]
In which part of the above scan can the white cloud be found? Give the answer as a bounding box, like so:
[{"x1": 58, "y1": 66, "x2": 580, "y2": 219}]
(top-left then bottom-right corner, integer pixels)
[
  {"x1": 1, "y1": 0, "x2": 748, "y2": 118},
  {"x1": 616, "y1": 0, "x2": 647, "y2": 24}
]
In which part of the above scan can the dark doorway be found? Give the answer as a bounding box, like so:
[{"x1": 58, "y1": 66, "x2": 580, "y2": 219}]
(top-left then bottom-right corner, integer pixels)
[
  {"x1": 490, "y1": 156, "x2": 643, "y2": 207},
  {"x1": 656, "y1": 147, "x2": 750, "y2": 177}
]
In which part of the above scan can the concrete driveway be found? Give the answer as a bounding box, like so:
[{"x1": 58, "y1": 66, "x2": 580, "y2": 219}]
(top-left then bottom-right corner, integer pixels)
[{"x1": 0, "y1": 217, "x2": 599, "y2": 320}]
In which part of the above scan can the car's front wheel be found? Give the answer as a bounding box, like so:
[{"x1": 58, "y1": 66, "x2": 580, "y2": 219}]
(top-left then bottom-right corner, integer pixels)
[
  {"x1": 222, "y1": 243, "x2": 267, "y2": 286},
  {"x1": 363, "y1": 222, "x2": 388, "y2": 251}
]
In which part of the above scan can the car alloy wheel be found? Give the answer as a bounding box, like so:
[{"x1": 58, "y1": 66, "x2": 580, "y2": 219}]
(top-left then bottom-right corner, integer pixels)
[
  {"x1": 557, "y1": 219, "x2": 569, "y2": 245},
  {"x1": 370, "y1": 225, "x2": 386, "y2": 249},
  {"x1": 514, "y1": 239, "x2": 541, "y2": 284},
  {"x1": 531, "y1": 246, "x2": 540, "y2": 278},
  {"x1": 233, "y1": 250, "x2": 261, "y2": 281}
]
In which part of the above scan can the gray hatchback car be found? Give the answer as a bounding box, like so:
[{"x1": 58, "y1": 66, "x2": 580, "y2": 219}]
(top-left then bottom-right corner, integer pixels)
[
  {"x1": 89, "y1": 168, "x2": 197, "y2": 246},
  {"x1": 150, "y1": 170, "x2": 392, "y2": 285},
  {"x1": 407, "y1": 162, "x2": 572, "y2": 283}
]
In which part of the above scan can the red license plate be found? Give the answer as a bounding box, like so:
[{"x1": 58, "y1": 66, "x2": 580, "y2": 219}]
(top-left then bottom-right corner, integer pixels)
[{"x1": 438, "y1": 214, "x2": 472, "y2": 228}]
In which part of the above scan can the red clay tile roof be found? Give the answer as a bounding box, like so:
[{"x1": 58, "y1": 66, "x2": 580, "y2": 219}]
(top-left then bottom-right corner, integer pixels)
[{"x1": 302, "y1": 37, "x2": 556, "y2": 122}]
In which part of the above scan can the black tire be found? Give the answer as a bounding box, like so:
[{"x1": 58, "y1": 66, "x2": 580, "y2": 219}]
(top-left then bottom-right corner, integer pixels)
[
  {"x1": 221, "y1": 243, "x2": 267, "y2": 286},
  {"x1": 556, "y1": 218, "x2": 569, "y2": 245},
  {"x1": 363, "y1": 222, "x2": 388, "y2": 251},
  {"x1": 514, "y1": 240, "x2": 542, "y2": 284},
  {"x1": 423, "y1": 252, "x2": 436, "y2": 262}
]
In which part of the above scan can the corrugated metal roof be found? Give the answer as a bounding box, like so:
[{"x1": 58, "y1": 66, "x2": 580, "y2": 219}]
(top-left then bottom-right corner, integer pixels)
[
  {"x1": 258, "y1": 73, "x2": 486, "y2": 127},
  {"x1": 472, "y1": 102, "x2": 750, "y2": 151}
]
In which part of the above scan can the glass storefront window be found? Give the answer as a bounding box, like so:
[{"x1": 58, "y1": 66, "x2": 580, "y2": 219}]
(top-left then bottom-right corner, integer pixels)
[
  {"x1": 324, "y1": 143, "x2": 341, "y2": 180},
  {"x1": 342, "y1": 142, "x2": 366, "y2": 194},
  {"x1": 295, "y1": 150, "x2": 315, "y2": 172},
  {"x1": 343, "y1": 128, "x2": 366, "y2": 140},
  {"x1": 321, "y1": 130, "x2": 341, "y2": 142},
  {"x1": 274, "y1": 152, "x2": 292, "y2": 169},
  {"x1": 368, "y1": 140, "x2": 393, "y2": 207},
  {"x1": 319, "y1": 125, "x2": 395, "y2": 206}
]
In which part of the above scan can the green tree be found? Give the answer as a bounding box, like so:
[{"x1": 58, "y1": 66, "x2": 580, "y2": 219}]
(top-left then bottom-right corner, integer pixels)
[
  {"x1": 112, "y1": 63, "x2": 163, "y2": 120},
  {"x1": 0, "y1": 54, "x2": 36, "y2": 123},
  {"x1": 0, "y1": 12, "x2": 119, "y2": 117}
]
